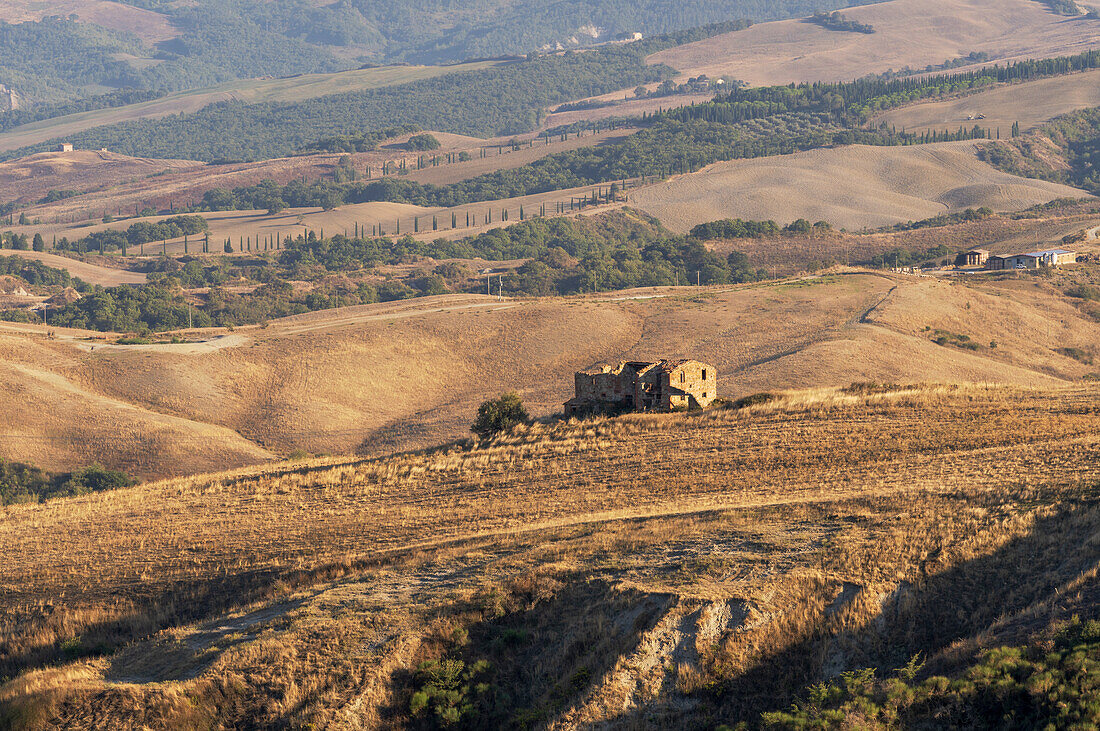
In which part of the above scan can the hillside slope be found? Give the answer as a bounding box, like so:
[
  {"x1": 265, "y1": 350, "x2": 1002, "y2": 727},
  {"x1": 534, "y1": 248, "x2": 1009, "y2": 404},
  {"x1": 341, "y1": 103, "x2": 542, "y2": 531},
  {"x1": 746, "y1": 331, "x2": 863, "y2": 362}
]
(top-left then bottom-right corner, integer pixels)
[
  {"x1": 0, "y1": 62, "x2": 501, "y2": 156},
  {"x1": 1, "y1": 269, "x2": 1098, "y2": 480},
  {"x1": 629, "y1": 141, "x2": 1091, "y2": 232},
  {"x1": 874, "y1": 69, "x2": 1100, "y2": 136},
  {"x1": 1, "y1": 383, "x2": 1098, "y2": 727},
  {"x1": 649, "y1": 0, "x2": 1100, "y2": 85}
]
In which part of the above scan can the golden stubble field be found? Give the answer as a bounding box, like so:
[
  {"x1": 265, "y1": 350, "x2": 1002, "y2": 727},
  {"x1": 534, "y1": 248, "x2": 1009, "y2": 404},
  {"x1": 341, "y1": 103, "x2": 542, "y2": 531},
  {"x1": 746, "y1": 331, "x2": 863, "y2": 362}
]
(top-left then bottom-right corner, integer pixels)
[
  {"x1": 629, "y1": 141, "x2": 1092, "y2": 232},
  {"x1": 873, "y1": 69, "x2": 1100, "y2": 136},
  {"x1": 1, "y1": 270, "x2": 1098, "y2": 483},
  {"x1": 1, "y1": 382, "x2": 1099, "y2": 727},
  {"x1": 648, "y1": 0, "x2": 1100, "y2": 86}
]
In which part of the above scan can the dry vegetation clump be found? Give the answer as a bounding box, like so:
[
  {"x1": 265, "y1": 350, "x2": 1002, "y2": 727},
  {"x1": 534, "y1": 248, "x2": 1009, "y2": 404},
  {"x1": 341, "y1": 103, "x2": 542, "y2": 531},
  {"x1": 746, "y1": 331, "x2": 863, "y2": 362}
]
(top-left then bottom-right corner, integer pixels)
[{"x1": 1, "y1": 383, "x2": 1099, "y2": 726}]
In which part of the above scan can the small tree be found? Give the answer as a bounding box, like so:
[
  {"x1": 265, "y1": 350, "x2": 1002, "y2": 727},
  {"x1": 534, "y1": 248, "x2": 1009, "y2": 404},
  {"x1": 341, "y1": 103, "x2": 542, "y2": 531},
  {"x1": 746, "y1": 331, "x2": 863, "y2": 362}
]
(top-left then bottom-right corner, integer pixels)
[{"x1": 472, "y1": 392, "x2": 529, "y2": 439}]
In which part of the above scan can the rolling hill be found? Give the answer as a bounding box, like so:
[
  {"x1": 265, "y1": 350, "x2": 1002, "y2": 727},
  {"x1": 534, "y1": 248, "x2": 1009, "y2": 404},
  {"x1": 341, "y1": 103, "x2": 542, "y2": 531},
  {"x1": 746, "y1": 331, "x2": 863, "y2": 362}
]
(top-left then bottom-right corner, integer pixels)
[
  {"x1": 0, "y1": 62, "x2": 502, "y2": 156},
  {"x1": 648, "y1": 0, "x2": 1100, "y2": 86},
  {"x1": 0, "y1": 1, "x2": 178, "y2": 45},
  {"x1": 629, "y1": 140, "x2": 1092, "y2": 232},
  {"x1": 0, "y1": 149, "x2": 202, "y2": 207},
  {"x1": 1, "y1": 265, "x2": 1098, "y2": 482},
  {"x1": 873, "y1": 68, "x2": 1100, "y2": 136}
]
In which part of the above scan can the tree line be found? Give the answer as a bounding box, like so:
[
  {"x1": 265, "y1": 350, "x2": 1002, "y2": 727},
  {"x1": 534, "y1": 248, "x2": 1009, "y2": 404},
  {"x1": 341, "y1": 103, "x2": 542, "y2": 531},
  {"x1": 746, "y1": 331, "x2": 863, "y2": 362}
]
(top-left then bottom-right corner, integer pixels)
[{"x1": 1, "y1": 211, "x2": 770, "y2": 332}]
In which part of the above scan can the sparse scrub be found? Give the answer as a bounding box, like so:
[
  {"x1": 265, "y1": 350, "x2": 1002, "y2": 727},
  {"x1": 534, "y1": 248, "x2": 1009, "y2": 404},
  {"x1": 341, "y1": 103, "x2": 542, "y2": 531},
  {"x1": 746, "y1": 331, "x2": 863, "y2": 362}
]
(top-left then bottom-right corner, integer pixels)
[
  {"x1": 1059, "y1": 347, "x2": 1094, "y2": 364},
  {"x1": 931, "y1": 329, "x2": 982, "y2": 351}
]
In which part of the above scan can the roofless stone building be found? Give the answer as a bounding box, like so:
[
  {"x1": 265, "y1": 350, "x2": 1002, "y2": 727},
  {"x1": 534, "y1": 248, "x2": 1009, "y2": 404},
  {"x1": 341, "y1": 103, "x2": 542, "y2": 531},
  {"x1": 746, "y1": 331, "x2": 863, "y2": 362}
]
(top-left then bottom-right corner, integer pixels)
[{"x1": 565, "y1": 359, "x2": 716, "y2": 416}]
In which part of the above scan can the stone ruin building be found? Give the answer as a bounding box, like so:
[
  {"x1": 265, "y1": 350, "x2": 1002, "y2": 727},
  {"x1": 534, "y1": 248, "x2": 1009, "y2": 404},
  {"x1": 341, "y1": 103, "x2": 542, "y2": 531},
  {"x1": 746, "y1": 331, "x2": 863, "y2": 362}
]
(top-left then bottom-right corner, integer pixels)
[{"x1": 564, "y1": 359, "x2": 716, "y2": 416}]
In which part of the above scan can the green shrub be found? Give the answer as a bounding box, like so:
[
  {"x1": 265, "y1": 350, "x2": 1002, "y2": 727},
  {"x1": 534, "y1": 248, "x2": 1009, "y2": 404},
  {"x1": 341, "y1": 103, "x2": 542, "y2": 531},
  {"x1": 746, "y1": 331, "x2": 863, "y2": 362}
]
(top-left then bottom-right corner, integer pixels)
[
  {"x1": 472, "y1": 392, "x2": 529, "y2": 439},
  {"x1": 1059, "y1": 347, "x2": 1094, "y2": 364},
  {"x1": 406, "y1": 133, "x2": 441, "y2": 151},
  {"x1": 409, "y1": 658, "x2": 492, "y2": 726},
  {"x1": 0, "y1": 460, "x2": 135, "y2": 505},
  {"x1": 1067, "y1": 284, "x2": 1100, "y2": 301}
]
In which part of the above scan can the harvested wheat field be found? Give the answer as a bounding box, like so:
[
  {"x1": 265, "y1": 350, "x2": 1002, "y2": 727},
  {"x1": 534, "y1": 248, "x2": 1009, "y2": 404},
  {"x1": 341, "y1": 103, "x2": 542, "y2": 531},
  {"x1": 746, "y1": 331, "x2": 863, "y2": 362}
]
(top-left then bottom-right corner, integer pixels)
[
  {"x1": 875, "y1": 69, "x2": 1100, "y2": 136},
  {"x1": 1, "y1": 380, "x2": 1099, "y2": 727},
  {"x1": 0, "y1": 150, "x2": 201, "y2": 207},
  {"x1": 0, "y1": 251, "x2": 144, "y2": 286},
  {"x1": 649, "y1": 0, "x2": 1100, "y2": 86},
  {"x1": 2, "y1": 269, "x2": 1098, "y2": 481},
  {"x1": 630, "y1": 141, "x2": 1091, "y2": 232}
]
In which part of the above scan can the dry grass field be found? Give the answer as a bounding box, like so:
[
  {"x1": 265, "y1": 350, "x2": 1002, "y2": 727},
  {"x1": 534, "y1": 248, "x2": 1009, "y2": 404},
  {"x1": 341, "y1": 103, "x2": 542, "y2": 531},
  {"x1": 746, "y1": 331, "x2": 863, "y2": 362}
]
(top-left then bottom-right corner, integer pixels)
[
  {"x1": 539, "y1": 93, "x2": 715, "y2": 130},
  {"x1": 648, "y1": 0, "x2": 1100, "y2": 86},
  {"x1": 630, "y1": 141, "x2": 1091, "y2": 232},
  {"x1": 2, "y1": 268, "x2": 1098, "y2": 483},
  {"x1": 1, "y1": 381, "x2": 1098, "y2": 727},
  {"x1": 874, "y1": 69, "x2": 1100, "y2": 136},
  {"x1": 17, "y1": 181, "x2": 631, "y2": 254},
  {"x1": 0, "y1": 251, "x2": 144, "y2": 286},
  {"x1": 0, "y1": 62, "x2": 500, "y2": 155},
  {"x1": 0, "y1": 150, "x2": 202, "y2": 208}
]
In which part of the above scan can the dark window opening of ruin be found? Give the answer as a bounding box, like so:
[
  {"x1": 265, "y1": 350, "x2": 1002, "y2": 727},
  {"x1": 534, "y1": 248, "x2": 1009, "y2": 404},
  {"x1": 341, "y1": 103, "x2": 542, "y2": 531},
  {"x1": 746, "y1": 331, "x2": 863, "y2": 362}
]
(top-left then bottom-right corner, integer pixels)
[{"x1": 702, "y1": 369, "x2": 707, "y2": 380}]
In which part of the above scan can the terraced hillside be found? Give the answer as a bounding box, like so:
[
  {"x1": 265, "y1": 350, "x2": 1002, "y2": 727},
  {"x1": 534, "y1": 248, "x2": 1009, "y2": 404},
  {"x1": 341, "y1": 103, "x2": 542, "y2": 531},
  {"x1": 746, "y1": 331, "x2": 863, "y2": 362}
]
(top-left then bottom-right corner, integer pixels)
[{"x1": 1, "y1": 382, "x2": 1099, "y2": 727}]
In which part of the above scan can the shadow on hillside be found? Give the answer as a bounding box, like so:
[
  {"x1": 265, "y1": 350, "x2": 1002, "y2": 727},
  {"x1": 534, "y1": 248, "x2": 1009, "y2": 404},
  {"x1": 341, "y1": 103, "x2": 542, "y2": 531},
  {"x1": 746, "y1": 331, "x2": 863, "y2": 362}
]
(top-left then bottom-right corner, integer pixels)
[
  {"x1": 102, "y1": 596, "x2": 310, "y2": 685},
  {"x1": 380, "y1": 579, "x2": 677, "y2": 728},
  {"x1": 1, "y1": 565, "x2": 317, "y2": 683},
  {"x1": 599, "y1": 496, "x2": 1100, "y2": 728}
]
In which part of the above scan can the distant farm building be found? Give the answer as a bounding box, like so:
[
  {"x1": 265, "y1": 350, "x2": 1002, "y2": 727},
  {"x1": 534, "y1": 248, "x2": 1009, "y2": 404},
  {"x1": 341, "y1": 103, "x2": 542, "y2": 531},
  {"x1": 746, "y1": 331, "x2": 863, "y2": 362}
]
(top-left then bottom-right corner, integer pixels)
[
  {"x1": 55, "y1": 143, "x2": 74, "y2": 153},
  {"x1": 956, "y1": 249, "x2": 989, "y2": 267},
  {"x1": 988, "y1": 249, "x2": 1077, "y2": 270},
  {"x1": 565, "y1": 359, "x2": 716, "y2": 416}
]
